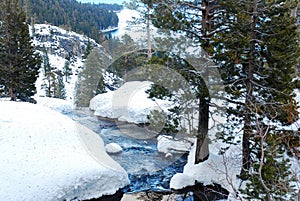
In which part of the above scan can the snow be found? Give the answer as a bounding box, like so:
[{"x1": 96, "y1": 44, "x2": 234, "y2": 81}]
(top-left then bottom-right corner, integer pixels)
[
  {"x1": 35, "y1": 96, "x2": 73, "y2": 114},
  {"x1": 157, "y1": 135, "x2": 193, "y2": 154},
  {"x1": 170, "y1": 98, "x2": 300, "y2": 200},
  {"x1": 0, "y1": 101, "x2": 129, "y2": 201},
  {"x1": 32, "y1": 24, "x2": 97, "y2": 102},
  {"x1": 170, "y1": 138, "x2": 243, "y2": 200},
  {"x1": 105, "y1": 143, "x2": 123, "y2": 154},
  {"x1": 90, "y1": 81, "x2": 171, "y2": 124},
  {"x1": 169, "y1": 106, "x2": 244, "y2": 199},
  {"x1": 170, "y1": 173, "x2": 195, "y2": 190}
]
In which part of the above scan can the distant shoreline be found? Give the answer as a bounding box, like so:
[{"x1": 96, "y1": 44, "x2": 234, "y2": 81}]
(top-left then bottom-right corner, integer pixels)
[{"x1": 101, "y1": 27, "x2": 119, "y2": 33}]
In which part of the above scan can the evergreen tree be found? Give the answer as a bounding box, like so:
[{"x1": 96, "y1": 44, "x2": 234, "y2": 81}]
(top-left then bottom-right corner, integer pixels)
[
  {"x1": 75, "y1": 47, "x2": 110, "y2": 107},
  {"x1": 41, "y1": 49, "x2": 55, "y2": 98},
  {"x1": 153, "y1": 0, "x2": 222, "y2": 53},
  {"x1": 82, "y1": 38, "x2": 93, "y2": 60},
  {"x1": 152, "y1": 0, "x2": 222, "y2": 163},
  {"x1": 213, "y1": 0, "x2": 300, "y2": 180},
  {"x1": 55, "y1": 71, "x2": 66, "y2": 100},
  {"x1": 0, "y1": 0, "x2": 41, "y2": 102},
  {"x1": 125, "y1": 0, "x2": 160, "y2": 60},
  {"x1": 241, "y1": 130, "x2": 297, "y2": 200},
  {"x1": 63, "y1": 56, "x2": 72, "y2": 82}
]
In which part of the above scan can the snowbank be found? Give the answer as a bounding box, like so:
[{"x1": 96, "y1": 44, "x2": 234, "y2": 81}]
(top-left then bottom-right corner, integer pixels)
[
  {"x1": 157, "y1": 135, "x2": 193, "y2": 154},
  {"x1": 35, "y1": 96, "x2": 73, "y2": 114},
  {"x1": 90, "y1": 81, "x2": 171, "y2": 124},
  {"x1": 170, "y1": 139, "x2": 242, "y2": 199},
  {"x1": 0, "y1": 101, "x2": 129, "y2": 201},
  {"x1": 170, "y1": 173, "x2": 195, "y2": 190}
]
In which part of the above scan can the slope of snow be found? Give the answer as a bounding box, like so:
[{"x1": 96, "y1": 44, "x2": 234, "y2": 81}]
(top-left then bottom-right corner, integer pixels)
[
  {"x1": 35, "y1": 96, "x2": 73, "y2": 114},
  {"x1": 0, "y1": 101, "x2": 129, "y2": 201},
  {"x1": 90, "y1": 81, "x2": 172, "y2": 124}
]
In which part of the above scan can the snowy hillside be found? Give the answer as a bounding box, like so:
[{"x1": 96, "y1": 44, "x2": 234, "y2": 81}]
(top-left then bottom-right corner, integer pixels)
[{"x1": 31, "y1": 24, "x2": 105, "y2": 103}]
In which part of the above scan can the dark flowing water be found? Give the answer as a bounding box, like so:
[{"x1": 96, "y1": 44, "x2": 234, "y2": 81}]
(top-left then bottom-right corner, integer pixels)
[
  {"x1": 68, "y1": 108, "x2": 188, "y2": 193},
  {"x1": 68, "y1": 109, "x2": 229, "y2": 201}
]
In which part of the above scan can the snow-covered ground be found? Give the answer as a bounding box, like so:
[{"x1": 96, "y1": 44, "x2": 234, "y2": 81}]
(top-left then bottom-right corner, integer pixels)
[
  {"x1": 35, "y1": 96, "x2": 73, "y2": 114},
  {"x1": 0, "y1": 101, "x2": 129, "y2": 200},
  {"x1": 90, "y1": 81, "x2": 171, "y2": 124}
]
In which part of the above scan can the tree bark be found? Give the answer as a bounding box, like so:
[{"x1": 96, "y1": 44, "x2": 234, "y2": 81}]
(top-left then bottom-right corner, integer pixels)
[
  {"x1": 9, "y1": 87, "x2": 16, "y2": 101},
  {"x1": 240, "y1": 0, "x2": 257, "y2": 179},
  {"x1": 195, "y1": 97, "x2": 209, "y2": 164}
]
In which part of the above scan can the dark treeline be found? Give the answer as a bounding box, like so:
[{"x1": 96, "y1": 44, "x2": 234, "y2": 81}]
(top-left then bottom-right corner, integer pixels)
[{"x1": 20, "y1": 0, "x2": 123, "y2": 42}]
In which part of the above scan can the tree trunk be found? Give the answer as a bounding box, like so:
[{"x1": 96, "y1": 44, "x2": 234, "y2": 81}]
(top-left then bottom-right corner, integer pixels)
[
  {"x1": 195, "y1": 97, "x2": 209, "y2": 164},
  {"x1": 9, "y1": 87, "x2": 16, "y2": 101},
  {"x1": 147, "y1": 6, "x2": 152, "y2": 60},
  {"x1": 240, "y1": 0, "x2": 257, "y2": 179}
]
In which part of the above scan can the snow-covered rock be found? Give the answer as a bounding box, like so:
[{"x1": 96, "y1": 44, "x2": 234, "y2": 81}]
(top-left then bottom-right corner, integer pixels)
[
  {"x1": 157, "y1": 135, "x2": 193, "y2": 154},
  {"x1": 170, "y1": 173, "x2": 195, "y2": 190},
  {"x1": 90, "y1": 81, "x2": 171, "y2": 124},
  {"x1": 35, "y1": 96, "x2": 73, "y2": 114},
  {"x1": 105, "y1": 143, "x2": 123, "y2": 154},
  {"x1": 0, "y1": 101, "x2": 129, "y2": 201}
]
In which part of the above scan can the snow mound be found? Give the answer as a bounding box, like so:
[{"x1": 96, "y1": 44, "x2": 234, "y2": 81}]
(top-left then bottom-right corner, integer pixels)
[
  {"x1": 0, "y1": 101, "x2": 129, "y2": 201},
  {"x1": 90, "y1": 81, "x2": 171, "y2": 124},
  {"x1": 170, "y1": 173, "x2": 195, "y2": 190},
  {"x1": 170, "y1": 137, "x2": 243, "y2": 200},
  {"x1": 105, "y1": 143, "x2": 123, "y2": 154},
  {"x1": 157, "y1": 135, "x2": 193, "y2": 154},
  {"x1": 35, "y1": 96, "x2": 73, "y2": 114}
]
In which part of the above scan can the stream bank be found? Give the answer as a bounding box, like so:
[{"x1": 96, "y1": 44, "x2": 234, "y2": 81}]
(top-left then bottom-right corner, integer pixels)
[{"x1": 69, "y1": 109, "x2": 229, "y2": 201}]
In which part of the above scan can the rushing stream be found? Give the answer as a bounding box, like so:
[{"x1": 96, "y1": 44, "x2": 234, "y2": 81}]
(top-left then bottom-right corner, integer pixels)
[
  {"x1": 67, "y1": 108, "x2": 188, "y2": 193},
  {"x1": 67, "y1": 109, "x2": 229, "y2": 201}
]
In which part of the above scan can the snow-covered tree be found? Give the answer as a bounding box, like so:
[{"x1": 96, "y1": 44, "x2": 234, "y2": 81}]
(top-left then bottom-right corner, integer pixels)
[{"x1": 214, "y1": 0, "x2": 300, "y2": 180}]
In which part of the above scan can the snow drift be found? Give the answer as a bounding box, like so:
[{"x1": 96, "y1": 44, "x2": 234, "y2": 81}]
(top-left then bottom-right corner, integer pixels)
[
  {"x1": 90, "y1": 81, "x2": 171, "y2": 124},
  {"x1": 0, "y1": 101, "x2": 129, "y2": 201}
]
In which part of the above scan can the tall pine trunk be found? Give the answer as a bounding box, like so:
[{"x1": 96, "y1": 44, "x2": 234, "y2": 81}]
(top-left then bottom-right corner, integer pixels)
[{"x1": 241, "y1": 0, "x2": 257, "y2": 179}]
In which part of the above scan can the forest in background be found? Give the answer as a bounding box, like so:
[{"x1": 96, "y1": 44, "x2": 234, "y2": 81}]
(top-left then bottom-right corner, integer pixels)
[{"x1": 20, "y1": 0, "x2": 123, "y2": 42}]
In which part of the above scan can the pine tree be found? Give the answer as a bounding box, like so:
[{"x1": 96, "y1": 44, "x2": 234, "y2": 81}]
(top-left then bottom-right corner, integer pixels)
[
  {"x1": 125, "y1": 0, "x2": 160, "y2": 60},
  {"x1": 153, "y1": 0, "x2": 222, "y2": 53},
  {"x1": 63, "y1": 56, "x2": 72, "y2": 82},
  {"x1": 0, "y1": 0, "x2": 41, "y2": 102},
  {"x1": 213, "y1": 0, "x2": 300, "y2": 180},
  {"x1": 55, "y1": 71, "x2": 66, "y2": 100},
  {"x1": 241, "y1": 130, "x2": 297, "y2": 200},
  {"x1": 75, "y1": 47, "x2": 109, "y2": 107},
  {"x1": 82, "y1": 38, "x2": 93, "y2": 60},
  {"x1": 41, "y1": 48, "x2": 55, "y2": 98},
  {"x1": 152, "y1": 0, "x2": 222, "y2": 163}
]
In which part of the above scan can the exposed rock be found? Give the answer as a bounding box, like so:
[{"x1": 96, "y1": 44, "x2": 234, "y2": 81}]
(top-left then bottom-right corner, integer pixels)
[{"x1": 32, "y1": 24, "x2": 101, "y2": 59}]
